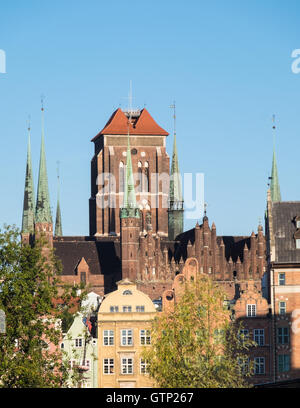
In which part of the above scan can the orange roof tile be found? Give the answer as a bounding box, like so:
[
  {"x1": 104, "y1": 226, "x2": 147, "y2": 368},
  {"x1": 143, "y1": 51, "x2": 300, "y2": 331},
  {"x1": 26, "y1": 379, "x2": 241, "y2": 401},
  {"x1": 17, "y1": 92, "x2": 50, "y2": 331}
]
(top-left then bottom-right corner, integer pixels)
[{"x1": 92, "y1": 108, "x2": 169, "y2": 141}]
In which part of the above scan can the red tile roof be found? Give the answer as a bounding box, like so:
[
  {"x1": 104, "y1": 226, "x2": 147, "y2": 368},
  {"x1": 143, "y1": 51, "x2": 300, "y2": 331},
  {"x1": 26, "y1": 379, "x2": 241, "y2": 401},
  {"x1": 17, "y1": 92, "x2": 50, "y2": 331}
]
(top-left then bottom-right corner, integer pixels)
[{"x1": 92, "y1": 108, "x2": 169, "y2": 141}]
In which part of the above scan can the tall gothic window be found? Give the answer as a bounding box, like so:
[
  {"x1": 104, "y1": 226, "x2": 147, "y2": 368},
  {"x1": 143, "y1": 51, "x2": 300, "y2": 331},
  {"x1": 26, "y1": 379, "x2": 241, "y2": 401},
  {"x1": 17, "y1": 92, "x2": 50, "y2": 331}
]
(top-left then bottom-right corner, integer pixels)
[
  {"x1": 119, "y1": 162, "x2": 125, "y2": 193},
  {"x1": 144, "y1": 162, "x2": 149, "y2": 192},
  {"x1": 137, "y1": 161, "x2": 142, "y2": 193}
]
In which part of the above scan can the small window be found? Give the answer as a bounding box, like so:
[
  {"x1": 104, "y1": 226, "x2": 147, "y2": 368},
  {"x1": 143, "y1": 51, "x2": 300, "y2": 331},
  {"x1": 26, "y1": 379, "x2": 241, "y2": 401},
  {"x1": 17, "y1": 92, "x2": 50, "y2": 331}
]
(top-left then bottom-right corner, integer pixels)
[
  {"x1": 140, "y1": 329, "x2": 151, "y2": 345},
  {"x1": 254, "y1": 329, "x2": 264, "y2": 346},
  {"x1": 279, "y1": 302, "x2": 286, "y2": 315},
  {"x1": 279, "y1": 273, "x2": 286, "y2": 286},
  {"x1": 254, "y1": 357, "x2": 265, "y2": 375},
  {"x1": 297, "y1": 220, "x2": 300, "y2": 229},
  {"x1": 121, "y1": 358, "x2": 133, "y2": 374},
  {"x1": 278, "y1": 355, "x2": 290, "y2": 373},
  {"x1": 60, "y1": 343, "x2": 64, "y2": 349},
  {"x1": 75, "y1": 338, "x2": 83, "y2": 348},
  {"x1": 296, "y1": 239, "x2": 300, "y2": 249},
  {"x1": 277, "y1": 327, "x2": 289, "y2": 344},
  {"x1": 239, "y1": 329, "x2": 249, "y2": 344},
  {"x1": 103, "y1": 358, "x2": 114, "y2": 374},
  {"x1": 136, "y1": 305, "x2": 145, "y2": 312},
  {"x1": 123, "y1": 290, "x2": 132, "y2": 296},
  {"x1": 122, "y1": 306, "x2": 132, "y2": 313},
  {"x1": 110, "y1": 306, "x2": 119, "y2": 313},
  {"x1": 103, "y1": 330, "x2": 114, "y2": 346},
  {"x1": 247, "y1": 304, "x2": 256, "y2": 317},
  {"x1": 121, "y1": 329, "x2": 133, "y2": 346},
  {"x1": 140, "y1": 359, "x2": 149, "y2": 374}
]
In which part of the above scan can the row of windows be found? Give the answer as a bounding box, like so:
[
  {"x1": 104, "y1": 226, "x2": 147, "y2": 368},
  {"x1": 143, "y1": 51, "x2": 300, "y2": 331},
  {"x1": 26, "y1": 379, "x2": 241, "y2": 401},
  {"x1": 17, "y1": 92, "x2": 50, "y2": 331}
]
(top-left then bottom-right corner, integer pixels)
[
  {"x1": 109, "y1": 305, "x2": 145, "y2": 313},
  {"x1": 103, "y1": 358, "x2": 149, "y2": 375},
  {"x1": 239, "y1": 328, "x2": 289, "y2": 346},
  {"x1": 246, "y1": 302, "x2": 286, "y2": 317},
  {"x1": 239, "y1": 355, "x2": 290, "y2": 375},
  {"x1": 103, "y1": 329, "x2": 151, "y2": 346}
]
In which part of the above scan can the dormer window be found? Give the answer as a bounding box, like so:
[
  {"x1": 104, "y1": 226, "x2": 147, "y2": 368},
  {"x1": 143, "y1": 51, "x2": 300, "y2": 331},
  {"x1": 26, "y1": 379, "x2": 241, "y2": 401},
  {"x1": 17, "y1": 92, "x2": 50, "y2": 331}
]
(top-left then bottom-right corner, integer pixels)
[{"x1": 123, "y1": 290, "x2": 132, "y2": 296}]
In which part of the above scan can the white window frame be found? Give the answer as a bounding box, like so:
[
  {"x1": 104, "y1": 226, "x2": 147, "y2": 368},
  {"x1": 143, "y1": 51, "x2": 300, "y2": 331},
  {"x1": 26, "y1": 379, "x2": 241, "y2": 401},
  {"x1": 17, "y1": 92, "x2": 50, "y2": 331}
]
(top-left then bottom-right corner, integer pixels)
[
  {"x1": 136, "y1": 305, "x2": 145, "y2": 312},
  {"x1": 279, "y1": 301, "x2": 286, "y2": 315},
  {"x1": 140, "y1": 329, "x2": 151, "y2": 345},
  {"x1": 140, "y1": 358, "x2": 149, "y2": 374},
  {"x1": 254, "y1": 357, "x2": 265, "y2": 375},
  {"x1": 121, "y1": 357, "x2": 133, "y2": 374},
  {"x1": 247, "y1": 304, "x2": 256, "y2": 317},
  {"x1": 279, "y1": 273, "x2": 286, "y2": 286},
  {"x1": 296, "y1": 239, "x2": 300, "y2": 249},
  {"x1": 103, "y1": 358, "x2": 114, "y2": 374},
  {"x1": 254, "y1": 329, "x2": 265, "y2": 346},
  {"x1": 75, "y1": 338, "x2": 83, "y2": 348},
  {"x1": 103, "y1": 330, "x2": 114, "y2": 346},
  {"x1": 121, "y1": 329, "x2": 133, "y2": 346}
]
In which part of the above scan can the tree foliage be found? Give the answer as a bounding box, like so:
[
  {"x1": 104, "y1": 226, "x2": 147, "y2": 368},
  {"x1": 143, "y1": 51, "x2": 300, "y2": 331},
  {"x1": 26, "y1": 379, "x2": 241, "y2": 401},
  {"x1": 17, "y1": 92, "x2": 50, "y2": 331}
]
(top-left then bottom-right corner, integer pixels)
[
  {"x1": 0, "y1": 225, "x2": 83, "y2": 388},
  {"x1": 143, "y1": 275, "x2": 255, "y2": 388}
]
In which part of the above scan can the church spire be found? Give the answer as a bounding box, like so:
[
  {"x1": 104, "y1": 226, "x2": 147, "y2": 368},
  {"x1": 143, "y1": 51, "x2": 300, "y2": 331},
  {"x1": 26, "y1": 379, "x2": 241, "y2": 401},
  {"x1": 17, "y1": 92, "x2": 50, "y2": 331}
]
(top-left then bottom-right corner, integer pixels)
[
  {"x1": 270, "y1": 115, "x2": 281, "y2": 202},
  {"x1": 168, "y1": 102, "x2": 184, "y2": 240},
  {"x1": 54, "y1": 162, "x2": 62, "y2": 237},
  {"x1": 21, "y1": 119, "x2": 35, "y2": 236},
  {"x1": 35, "y1": 100, "x2": 52, "y2": 224}
]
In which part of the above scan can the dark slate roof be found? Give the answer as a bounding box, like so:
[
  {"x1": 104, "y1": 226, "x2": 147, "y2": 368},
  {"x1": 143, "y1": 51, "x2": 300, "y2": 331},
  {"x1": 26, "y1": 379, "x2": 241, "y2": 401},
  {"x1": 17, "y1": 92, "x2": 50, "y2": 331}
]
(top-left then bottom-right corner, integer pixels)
[
  {"x1": 272, "y1": 202, "x2": 300, "y2": 263},
  {"x1": 53, "y1": 236, "x2": 121, "y2": 276}
]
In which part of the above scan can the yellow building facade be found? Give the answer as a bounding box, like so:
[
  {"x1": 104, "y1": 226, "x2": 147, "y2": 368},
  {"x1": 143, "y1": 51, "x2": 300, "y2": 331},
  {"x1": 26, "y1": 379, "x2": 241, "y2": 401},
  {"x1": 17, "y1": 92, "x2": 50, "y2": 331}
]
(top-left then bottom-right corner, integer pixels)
[{"x1": 98, "y1": 278, "x2": 156, "y2": 388}]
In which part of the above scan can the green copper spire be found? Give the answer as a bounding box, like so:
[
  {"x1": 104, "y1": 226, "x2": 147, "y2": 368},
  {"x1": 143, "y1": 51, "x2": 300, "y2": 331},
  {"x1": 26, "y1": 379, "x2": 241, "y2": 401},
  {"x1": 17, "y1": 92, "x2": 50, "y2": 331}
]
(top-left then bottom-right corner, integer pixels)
[
  {"x1": 270, "y1": 116, "x2": 281, "y2": 202},
  {"x1": 121, "y1": 116, "x2": 139, "y2": 219},
  {"x1": 22, "y1": 122, "x2": 35, "y2": 234},
  {"x1": 54, "y1": 165, "x2": 62, "y2": 236},
  {"x1": 170, "y1": 132, "x2": 183, "y2": 204},
  {"x1": 35, "y1": 106, "x2": 53, "y2": 224},
  {"x1": 168, "y1": 103, "x2": 184, "y2": 240}
]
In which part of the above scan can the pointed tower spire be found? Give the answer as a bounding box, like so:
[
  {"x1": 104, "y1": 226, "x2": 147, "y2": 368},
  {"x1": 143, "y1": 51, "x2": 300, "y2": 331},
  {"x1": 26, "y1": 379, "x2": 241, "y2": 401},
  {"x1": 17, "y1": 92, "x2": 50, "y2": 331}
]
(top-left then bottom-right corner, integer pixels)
[
  {"x1": 21, "y1": 118, "x2": 35, "y2": 239},
  {"x1": 54, "y1": 161, "x2": 62, "y2": 237},
  {"x1": 270, "y1": 115, "x2": 281, "y2": 202},
  {"x1": 35, "y1": 99, "x2": 52, "y2": 224},
  {"x1": 168, "y1": 102, "x2": 184, "y2": 240}
]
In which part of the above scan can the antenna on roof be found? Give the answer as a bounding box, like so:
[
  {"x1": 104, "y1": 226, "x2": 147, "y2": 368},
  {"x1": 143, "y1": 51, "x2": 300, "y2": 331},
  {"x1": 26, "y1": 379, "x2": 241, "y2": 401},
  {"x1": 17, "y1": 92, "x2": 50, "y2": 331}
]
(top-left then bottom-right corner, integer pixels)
[{"x1": 169, "y1": 101, "x2": 176, "y2": 137}]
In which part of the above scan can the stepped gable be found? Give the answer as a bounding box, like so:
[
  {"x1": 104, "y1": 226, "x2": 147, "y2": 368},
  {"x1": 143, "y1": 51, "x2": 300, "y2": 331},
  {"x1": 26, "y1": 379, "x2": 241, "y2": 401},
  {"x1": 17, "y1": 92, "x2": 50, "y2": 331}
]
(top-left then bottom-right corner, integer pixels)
[{"x1": 173, "y1": 226, "x2": 251, "y2": 263}]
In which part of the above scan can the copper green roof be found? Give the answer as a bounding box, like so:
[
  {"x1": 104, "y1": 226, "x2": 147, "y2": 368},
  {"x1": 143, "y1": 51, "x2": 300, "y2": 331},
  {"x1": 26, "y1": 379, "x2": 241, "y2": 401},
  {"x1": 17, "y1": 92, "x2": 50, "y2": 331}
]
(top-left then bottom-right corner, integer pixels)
[
  {"x1": 270, "y1": 148, "x2": 281, "y2": 202},
  {"x1": 21, "y1": 128, "x2": 35, "y2": 233},
  {"x1": 169, "y1": 132, "x2": 183, "y2": 204},
  {"x1": 35, "y1": 109, "x2": 52, "y2": 224},
  {"x1": 55, "y1": 187, "x2": 62, "y2": 236}
]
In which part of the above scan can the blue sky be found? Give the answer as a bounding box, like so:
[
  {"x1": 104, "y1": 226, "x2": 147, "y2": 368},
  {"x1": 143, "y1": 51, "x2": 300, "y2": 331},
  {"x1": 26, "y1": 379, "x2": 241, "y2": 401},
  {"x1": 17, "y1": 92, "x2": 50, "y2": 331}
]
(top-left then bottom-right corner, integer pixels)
[{"x1": 1, "y1": 0, "x2": 300, "y2": 236}]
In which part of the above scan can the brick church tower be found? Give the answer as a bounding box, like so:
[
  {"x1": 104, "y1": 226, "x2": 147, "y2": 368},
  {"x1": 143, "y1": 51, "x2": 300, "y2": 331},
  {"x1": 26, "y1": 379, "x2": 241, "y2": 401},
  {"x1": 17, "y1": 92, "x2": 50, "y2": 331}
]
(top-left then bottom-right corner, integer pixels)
[
  {"x1": 120, "y1": 125, "x2": 141, "y2": 280},
  {"x1": 89, "y1": 107, "x2": 170, "y2": 237}
]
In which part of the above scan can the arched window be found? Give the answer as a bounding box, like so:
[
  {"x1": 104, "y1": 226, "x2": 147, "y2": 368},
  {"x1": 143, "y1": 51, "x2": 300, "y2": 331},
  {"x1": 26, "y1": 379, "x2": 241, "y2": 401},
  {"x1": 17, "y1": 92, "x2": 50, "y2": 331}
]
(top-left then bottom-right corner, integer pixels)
[
  {"x1": 144, "y1": 166, "x2": 149, "y2": 192},
  {"x1": 119, "y1": 162, "x2": 125, "y2": 193},
  {"x1": 137, "y1": 161, "x2": 142, "y2": 192}
]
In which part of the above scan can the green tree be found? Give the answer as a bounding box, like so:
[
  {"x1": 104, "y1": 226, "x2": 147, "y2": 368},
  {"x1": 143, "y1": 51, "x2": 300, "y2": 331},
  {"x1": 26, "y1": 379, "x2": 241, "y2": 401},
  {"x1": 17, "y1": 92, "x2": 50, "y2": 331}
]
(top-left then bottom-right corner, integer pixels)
[
  {"x1": 143, "y1": 275, "x2": 255, "y2": 388},
  {"x1": 0, "y1": 225, "x2": 83, "y2": 388}
]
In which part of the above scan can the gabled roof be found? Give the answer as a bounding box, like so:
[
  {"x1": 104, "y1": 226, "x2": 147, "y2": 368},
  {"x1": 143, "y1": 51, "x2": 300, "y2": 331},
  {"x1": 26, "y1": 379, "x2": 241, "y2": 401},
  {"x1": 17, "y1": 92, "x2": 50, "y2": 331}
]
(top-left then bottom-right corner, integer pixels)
[{"x1": 92, "y1": 108, "x2": 169, "y2": 141}]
